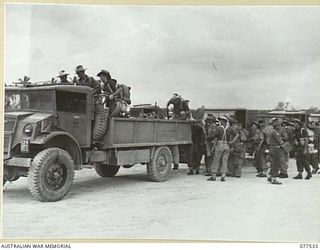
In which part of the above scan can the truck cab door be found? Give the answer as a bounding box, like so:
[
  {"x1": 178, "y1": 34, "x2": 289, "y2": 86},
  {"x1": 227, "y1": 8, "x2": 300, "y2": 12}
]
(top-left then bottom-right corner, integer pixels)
[{"x1": 56, "y1": 90, "x2": 91, "y2": 147}]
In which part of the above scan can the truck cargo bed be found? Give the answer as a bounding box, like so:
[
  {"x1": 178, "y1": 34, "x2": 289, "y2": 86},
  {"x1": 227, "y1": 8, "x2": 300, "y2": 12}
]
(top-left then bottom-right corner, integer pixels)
[{"x1": 101, "y1": 118, "x2": 192, "y2": 149}]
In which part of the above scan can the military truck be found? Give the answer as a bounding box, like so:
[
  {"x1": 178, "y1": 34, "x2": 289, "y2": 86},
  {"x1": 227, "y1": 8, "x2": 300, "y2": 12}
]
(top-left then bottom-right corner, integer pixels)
[{"x1": 3, "y1": 84, "x2": 192, "y2": 202}]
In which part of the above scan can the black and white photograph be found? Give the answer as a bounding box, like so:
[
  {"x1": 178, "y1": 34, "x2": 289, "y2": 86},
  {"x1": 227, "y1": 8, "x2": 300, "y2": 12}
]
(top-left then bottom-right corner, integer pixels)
[{"x1": 2, "y1": 2, "x2": 320, "y2": 243}]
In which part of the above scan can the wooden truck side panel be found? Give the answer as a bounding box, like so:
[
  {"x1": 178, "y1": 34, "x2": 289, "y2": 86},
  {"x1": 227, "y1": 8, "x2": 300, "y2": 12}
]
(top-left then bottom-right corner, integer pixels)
[{"x1": 100, "y1": 118, "x2": 192, "y2": 149}]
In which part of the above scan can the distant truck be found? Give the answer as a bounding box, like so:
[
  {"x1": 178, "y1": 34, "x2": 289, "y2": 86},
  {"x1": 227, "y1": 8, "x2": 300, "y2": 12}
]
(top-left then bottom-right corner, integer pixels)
[
  {"x1": 3, "y1": 85, "x2": 192, "y2": 202},
  {"x1": 201, "y1": 108, "x2": 269, "y2": 129},
  {"x1": 256, "y1": 110, "x2": 320, "y2": 125}
]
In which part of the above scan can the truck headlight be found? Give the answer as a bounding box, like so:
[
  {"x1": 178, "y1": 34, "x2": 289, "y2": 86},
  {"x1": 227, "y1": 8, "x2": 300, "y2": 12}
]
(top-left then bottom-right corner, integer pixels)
[{"x1": 23, "y1": 124, "x2": 33, "y2": 137}]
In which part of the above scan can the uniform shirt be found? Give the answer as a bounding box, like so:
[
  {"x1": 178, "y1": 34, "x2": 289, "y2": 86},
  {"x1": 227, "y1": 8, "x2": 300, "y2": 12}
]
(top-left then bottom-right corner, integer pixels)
[
  {"x1": 280, "y1": 126, "x2": 289, "y2": 142},
  {"x1": 314, "y1": 127, "x2": 320, "y2": 149},
  {"x1": 76, "y1": 74, "x2": 101, "y2": 94},
  {"x1": 205, "y1": 123, "x2": 217, "y2": 142},
  {"x1": 102, "y1": 79, "x2": 121, "y2": 108},
  {"x1": 269, "y1": 128, "x2": 284, "y2": 147},
  {"x1": 263, "y1": 125, "x2": 274, "y2": 146},
  {"x1": 214, "y1": 126, "x2": 234, "y2": 142},
  {"x1": 252, "y1": 129, "x2": 264, "y2": 145},
  {"x1": 191, "y1": 122, "x2": 205, "y2": 144},
  {"x1": 294, "y1": 127, "x2": 308, "y2": 144}
]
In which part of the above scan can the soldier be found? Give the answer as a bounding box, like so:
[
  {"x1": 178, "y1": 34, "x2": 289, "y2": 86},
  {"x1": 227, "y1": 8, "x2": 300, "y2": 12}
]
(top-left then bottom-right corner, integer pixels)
[
  {"x1": 188, "y1": 120, "x2": 206, "y2": 175},
  {"x1": 57, "y1": 70, "x2": 72, "y2": 85},
  {"x1": 207, "y1": 116, "x2": 235, "y2": 182},
  {"x1": 306, "y1": 121, "x2": 319, "y2": 174},
  {"x1": 227, "y1": 118, "x2": 242, "y2": 178},
  {"x1": 97, "y1": 69, "x2": 131, "y2": 116},
  {"x1": 277, "y1": 121, "x2": 291, "y2": 178},
  {"x1": 73, "y1": 65, "x2": 101, "y2": 95},
  {"x1": 166, "y1": 94, "x2": 190, "y2": 120},
  {"x1": 250, "y1": 121, "x2": 267, "y2": 177},
  {"x1": 292, "y1": 119, "x2": 312, "y2": 180},
  {"x1": 267, "y1": 119, "x2": 286, "y2": 185},
  {"x1": 203, "y1": 114, "x2": 218, "y2": 176},
  {"x1": 314, "y1": 121, "x2": 320, "y2": 174}
]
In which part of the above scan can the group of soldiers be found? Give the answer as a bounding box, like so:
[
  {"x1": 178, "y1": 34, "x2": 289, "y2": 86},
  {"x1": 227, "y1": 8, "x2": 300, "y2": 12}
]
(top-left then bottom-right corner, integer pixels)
[
  {"x1": 249, "y1": 117, "x2": 319, "y2": 184},
  {"x1": 53, "y1": 65, "x2": 131, "y2": 116},
  {"x1": 186, "y1": 114, "x2": 320, "y2": 185},
  {"x1": 187, "y1": 114, "x2": 249, "y2": 182}
]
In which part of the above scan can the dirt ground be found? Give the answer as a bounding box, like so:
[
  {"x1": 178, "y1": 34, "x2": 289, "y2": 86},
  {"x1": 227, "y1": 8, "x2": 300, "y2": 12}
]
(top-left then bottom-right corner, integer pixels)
[{"x1": 2, "y1": 159, "x2": 320, "y2": 242}]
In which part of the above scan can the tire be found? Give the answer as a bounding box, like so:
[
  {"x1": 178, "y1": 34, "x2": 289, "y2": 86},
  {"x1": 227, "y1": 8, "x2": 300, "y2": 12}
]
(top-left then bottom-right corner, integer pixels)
[
  {"x1": 28, "y1": 148, "x2": 75, "y2": 202},
  {"x1": 95, "y1": 164, "x2": 120, "y2": 177},
  {"x1": 92, "y1": 100, "x2": 108, "y2": 141},
  {"x1": 147, "y1": 146, "x2": 172, "y2": 182}
]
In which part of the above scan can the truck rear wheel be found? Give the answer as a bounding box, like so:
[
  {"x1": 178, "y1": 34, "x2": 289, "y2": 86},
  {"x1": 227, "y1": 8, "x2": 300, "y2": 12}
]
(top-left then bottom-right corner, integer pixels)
[
  {"x1": 28, "y1": 148, "x2": 75, "y2": 202},
  {"x1": 147, "y1": 146, "x2": 172, "y2": 182},
  {"x1": 95, "y1": 164, "x2": 120, "y2": 177}
]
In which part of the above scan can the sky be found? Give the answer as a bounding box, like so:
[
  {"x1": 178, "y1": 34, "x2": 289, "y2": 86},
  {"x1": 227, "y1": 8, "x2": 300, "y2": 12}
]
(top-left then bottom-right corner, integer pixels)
[{"x1": 4, "y1": 4, "x2": 320, "y2": 110}]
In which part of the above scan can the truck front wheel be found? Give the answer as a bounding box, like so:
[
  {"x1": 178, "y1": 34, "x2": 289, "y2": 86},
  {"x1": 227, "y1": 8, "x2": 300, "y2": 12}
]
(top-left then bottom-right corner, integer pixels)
[
  {"x1": 95, "y1": 164, "x2": 120, "y2": 177},
  {"x1": 28, "y1": 148, "x2": 75, "y2": 202},
  {"x1": 147, "y1": 146, "x2": 172, "y2": 182}
]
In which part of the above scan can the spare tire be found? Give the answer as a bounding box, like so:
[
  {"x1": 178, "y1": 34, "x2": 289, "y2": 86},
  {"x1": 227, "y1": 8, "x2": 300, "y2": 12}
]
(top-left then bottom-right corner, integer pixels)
[{"x1": 92, "y1": 99, "x2": 108, "y2": 141}]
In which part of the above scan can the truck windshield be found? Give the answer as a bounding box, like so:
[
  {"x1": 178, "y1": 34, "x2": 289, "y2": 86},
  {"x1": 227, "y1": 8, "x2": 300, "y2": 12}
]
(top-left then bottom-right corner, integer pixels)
[{"x1": 5, "y1": 91, "x2": 54, "y2": 112}]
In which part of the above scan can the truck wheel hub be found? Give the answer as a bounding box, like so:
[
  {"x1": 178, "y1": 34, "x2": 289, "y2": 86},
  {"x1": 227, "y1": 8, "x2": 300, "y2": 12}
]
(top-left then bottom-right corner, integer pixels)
[
  {"x1": 157, "y1": 155, "x2": 167, "y2": 171},
  {"x1": 45, "y1": 163, "x2": 66, "y2": 191}
]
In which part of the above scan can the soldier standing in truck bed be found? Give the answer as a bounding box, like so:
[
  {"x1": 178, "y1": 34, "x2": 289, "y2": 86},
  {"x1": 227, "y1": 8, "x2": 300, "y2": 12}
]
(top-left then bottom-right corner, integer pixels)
[
  {"x1": 97, "y1": 69, "x2": 131, "y2": 116},
  {"x1": 73, "y1": 65, "x2": 101, "y2": 95},
  {"x1": 57, "y1": 70, "x2": 72, "y2": 85}
]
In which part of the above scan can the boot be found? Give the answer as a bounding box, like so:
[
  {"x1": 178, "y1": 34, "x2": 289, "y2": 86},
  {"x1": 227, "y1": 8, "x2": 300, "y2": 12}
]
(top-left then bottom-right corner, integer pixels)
[
  {"x1": 271, "y1": 178, "x2": 282, "y2": 185},
  {"x1": 195, "y1": 170, "x2": 200, "y2": 175},
  {"x1": 305, "y1": 173, "x2": 312, "y2": 180},
  {"x1": 187, "y1": 170, "x2": 193, "y2": 175},
  {"x1": 173, "y1": 164, "x2": 179, "y2": 170},
  {"x1": 220, "y1": 177, "x2": 226, "y2": 182},
  {"x1": 311, "y1": 168, "x2": 319, "y2": 174},
  {"x1": 267, "y1": 176, "x2": 272, "y2": 183},
  {"x1": 293, "y1": 173, "x2": 302, "y2": 179},
  {"x1": 204, "y1": 172, "x2": 211, "y2": 176},
  {"x1": 278, "y1": 173, "x2": 288, "y2": 178},
  {"x1": 207, "y1": 176, "x2": 216, "y2": 181},
  {"x1": 257, "y1": 172, "x2": 267, "y2": 178}
]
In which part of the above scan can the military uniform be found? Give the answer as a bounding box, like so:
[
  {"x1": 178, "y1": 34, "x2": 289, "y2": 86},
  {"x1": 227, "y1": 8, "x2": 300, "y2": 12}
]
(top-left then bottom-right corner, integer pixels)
[
  {"x1": 208, "y1": 117, "x2": 233, "y2": 182},
  {"x1": 268, "y1": 121, "x2": 286, "y2": 184},
  {"x1": 312, "y1": 125, "x2": 320, "y2": 174},
  {"x1": 227, "y1": 124, "x2": 241, "y2": 177},
  {"x1": 252, "y1": 128, "x2": 267, "y2": 177},
  {"x1": 76, "y1": 74, "x2": 101, "y2": 94},
  {"x1": 188, "y1": 121, "x2": 206, "y2": 175},
  {"x1": 293, "y1": 120, "x2": 312, "y2": 180},
  {"x1": 203, "y1": 116, "x2": 217, "y2": 175},
  {"x1": 74, "y1": 65, "x2": 101, "y2": 95},
  {"x1": 102, "y1": 79, "x2": 121, "y2": 114},
  {"x1": 278, "y1": 125, "x2": 290, "y2": 177}
]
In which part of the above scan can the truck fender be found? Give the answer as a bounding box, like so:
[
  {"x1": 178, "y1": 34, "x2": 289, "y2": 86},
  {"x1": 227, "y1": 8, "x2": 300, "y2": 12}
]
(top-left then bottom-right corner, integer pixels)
[{"x1": 32, "y1": 132, "x2": 82, "y2": 167}]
